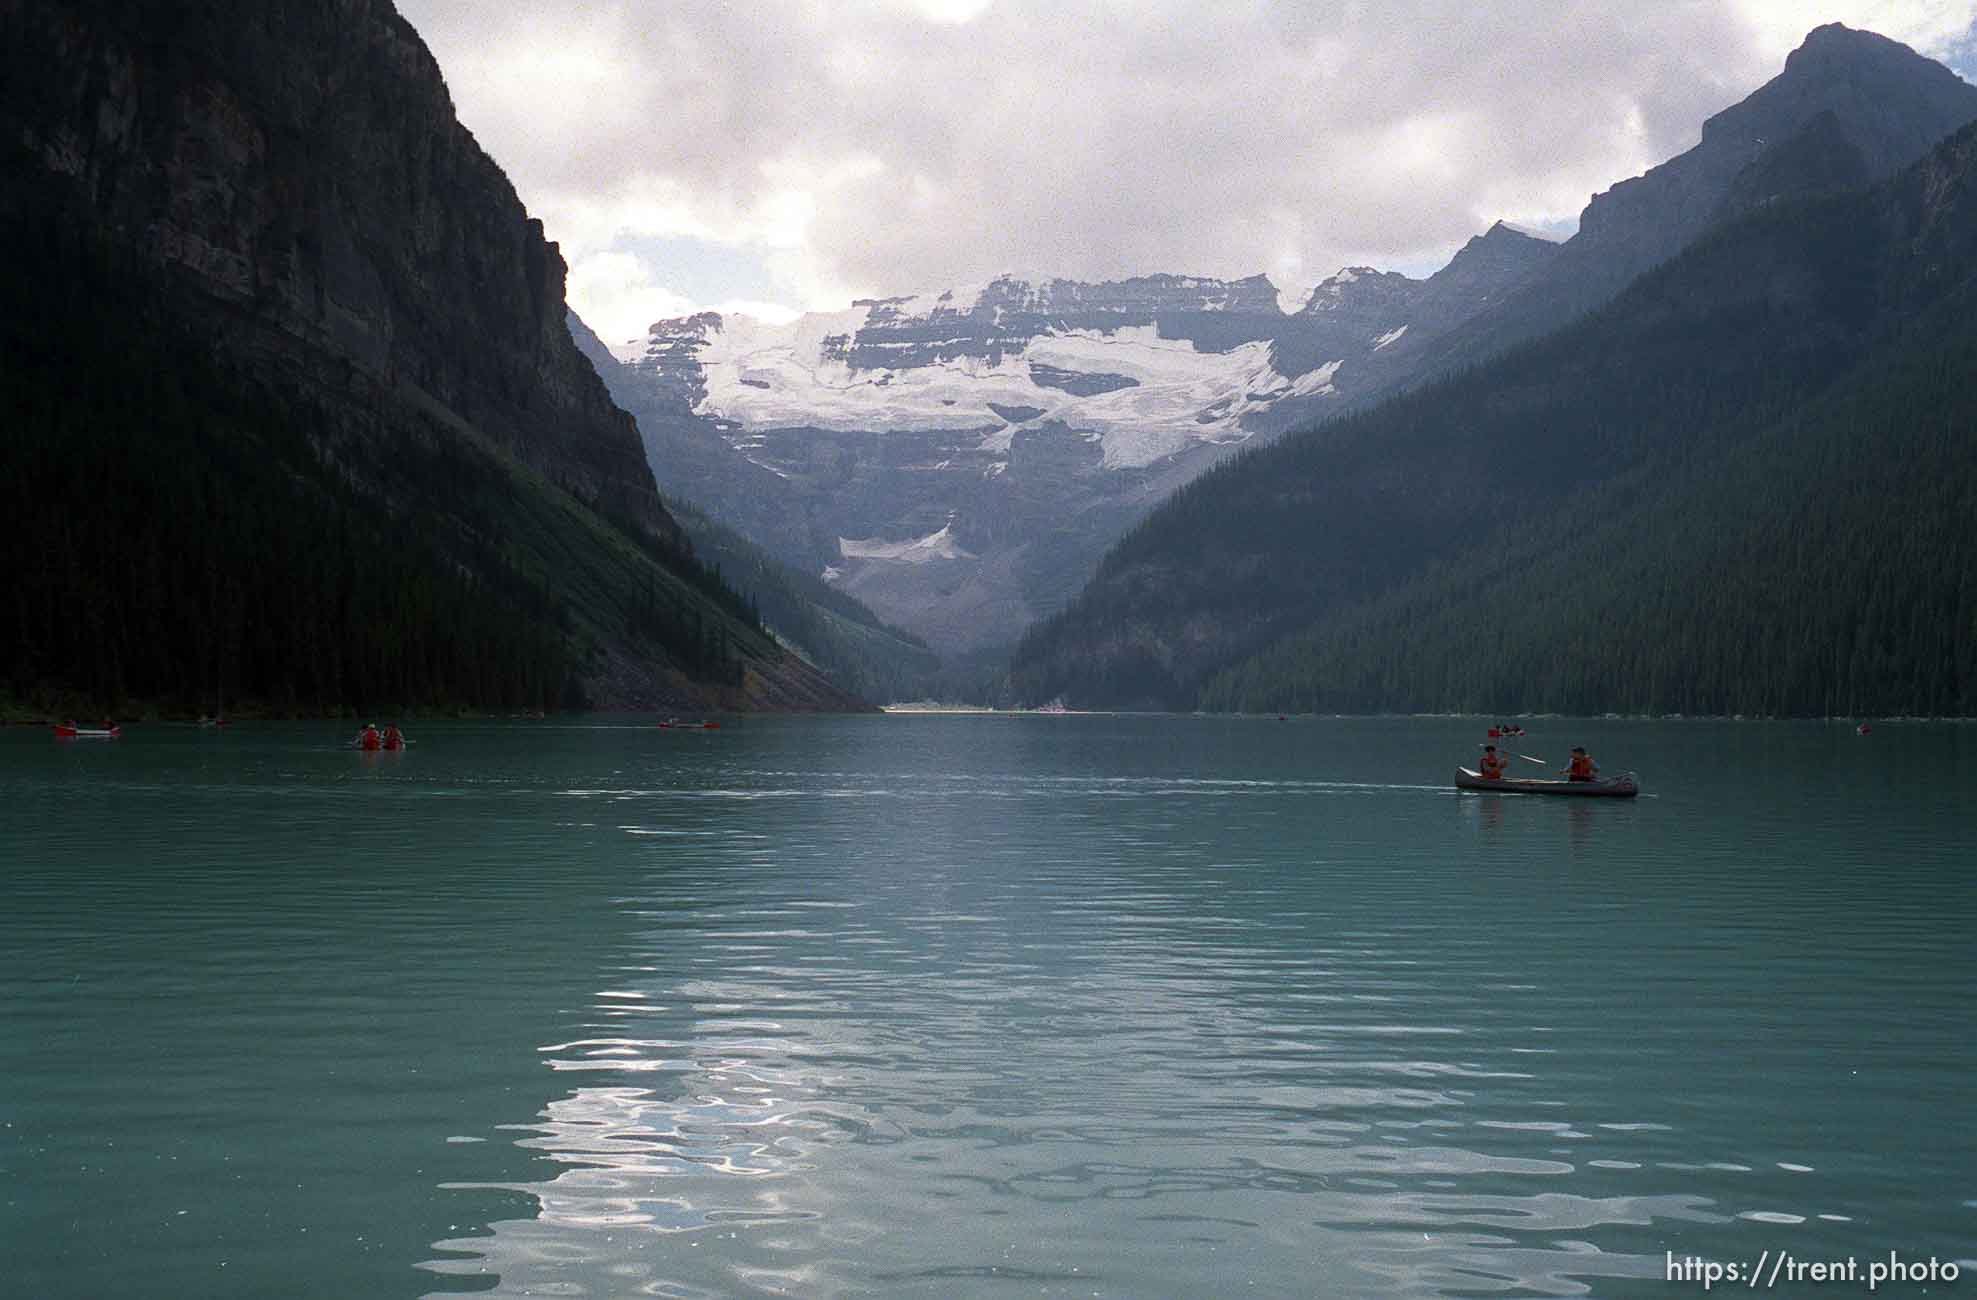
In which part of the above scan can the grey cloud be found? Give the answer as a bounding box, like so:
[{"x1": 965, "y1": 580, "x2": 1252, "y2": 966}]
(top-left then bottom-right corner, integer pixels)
[{"x1": 396, "y1": 0, "x2": 1970, "y2": 300}]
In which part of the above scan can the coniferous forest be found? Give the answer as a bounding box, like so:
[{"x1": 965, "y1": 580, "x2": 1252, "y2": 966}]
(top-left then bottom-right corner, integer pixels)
[
  {"x1": 1196, "y1": 315, "x2": 1977, "y2": 716},
  {"x1": 667, "y1": 501, "x2": 945, "y2": 704},
  {"x1": 0, "y1": 219, "x2": 770, "y2": 717}
]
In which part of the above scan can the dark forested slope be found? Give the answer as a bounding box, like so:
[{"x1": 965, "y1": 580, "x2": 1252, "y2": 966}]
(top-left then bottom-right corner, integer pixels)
[
  {"x1": 1010, "y1": 121, "x2": 1977, "y2": 715},
  {"x1": 1199, "y1": 312, "x2": 1977, "y2": 717},
  {"x1": 663, "y1": 501, "x2": 944, "y2": 704}
]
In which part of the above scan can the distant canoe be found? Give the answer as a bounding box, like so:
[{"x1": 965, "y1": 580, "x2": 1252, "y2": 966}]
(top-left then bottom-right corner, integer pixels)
[
  {"x1": 54, "y1": 724, "x2": 121, "y2": 740},
  {"x1": 1455, "y1": 767, "x2": 1638, "y2": 797},
  {"x1": 658, "y1": 720, "x2": 720, "y2": 730}
]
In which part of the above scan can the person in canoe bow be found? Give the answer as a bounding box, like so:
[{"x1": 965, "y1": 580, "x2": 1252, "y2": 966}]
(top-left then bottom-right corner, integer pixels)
[
  {"x1": 1478, "y1": 744, "x2": 1508, "y2": 780},
  {"x1": 1563, "y1": 747, "x2": 1599, "y2": 782}
]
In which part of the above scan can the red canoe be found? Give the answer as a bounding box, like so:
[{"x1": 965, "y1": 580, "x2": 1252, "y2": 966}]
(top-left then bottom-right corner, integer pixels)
[{"x1": 54, "y1": 724, "x2": 121, "y2": 739}]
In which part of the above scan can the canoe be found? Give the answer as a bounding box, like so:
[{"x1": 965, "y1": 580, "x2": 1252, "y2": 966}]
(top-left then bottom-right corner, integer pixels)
[
  {"x1": 53, "y1": 724, "x2": 120, "y2": 739},
  {"x1": 1456, "y1": 767, "x2": 1638, "y2": 797}
]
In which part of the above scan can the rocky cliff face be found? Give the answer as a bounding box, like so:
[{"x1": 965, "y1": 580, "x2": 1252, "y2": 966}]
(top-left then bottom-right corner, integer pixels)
[
  {"x1": 0, "y1": 0, "x2": 670, "y2": 537},
  {"x1": 827, "y1": 274, "x2": 1292, "y2": 373}
]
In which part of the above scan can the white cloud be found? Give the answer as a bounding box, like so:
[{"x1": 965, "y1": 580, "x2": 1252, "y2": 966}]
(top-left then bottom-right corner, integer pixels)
[
  {"x1": 398, "y1": 0, "x2": 1977, "y2": 327},
  {"x1": 568, "y1": 249, "x2": 805, "y2": 357},
  {"x1": 1733, "y1": 0, "x2": 1975, "y2": 58},
  {"x1": 564, "y1": 251, "x2": 694, "y2": 352}
]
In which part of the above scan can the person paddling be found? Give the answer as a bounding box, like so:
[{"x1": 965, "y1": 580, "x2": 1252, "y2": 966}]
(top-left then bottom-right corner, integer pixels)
[
  {"x1": 1563, "y1": 746, "x2": 1599, "y2": 782},
  {"x1": 357, "y1": 723, "x2": 381, "y2": 752},
  {"x1": 382, "y1": 724, "x2": 406, "y2": 751},
  {"x1": 1478, "y1": 744, "x2": 1508, "y2": 780}
]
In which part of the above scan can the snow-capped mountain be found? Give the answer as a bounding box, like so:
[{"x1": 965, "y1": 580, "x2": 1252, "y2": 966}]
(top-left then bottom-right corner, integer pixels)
[
  {"x1": 628, "y1": 274, "x2": 1340, "y2": 471},
  {"x1": 582, "y1": 228, "x2": 1557, "y2": 658}
]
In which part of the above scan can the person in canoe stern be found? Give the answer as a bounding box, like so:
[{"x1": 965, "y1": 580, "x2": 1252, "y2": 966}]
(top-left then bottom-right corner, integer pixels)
[
  {"x1": 1478, "y1": 744, "x2": 1508, "y2": 780},
  {"x1": 356, "y1": 722, "x2": 381, "y2": 751},
  {"x1": 382, "y1": 724, "x2": 406, "y2": 751},
  {"x1": 1564, "y1": 746, "x2": 1599, "y2": 782}
]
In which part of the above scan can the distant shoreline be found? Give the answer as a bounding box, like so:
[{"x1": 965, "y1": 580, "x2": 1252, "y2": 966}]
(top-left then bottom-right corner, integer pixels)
[
  {"x1": 10, "y1": 707, "x2": 1974, "y2": 725},
  {"x1": 880, "y1": 707, "x2": 1977, "y2": 722}
]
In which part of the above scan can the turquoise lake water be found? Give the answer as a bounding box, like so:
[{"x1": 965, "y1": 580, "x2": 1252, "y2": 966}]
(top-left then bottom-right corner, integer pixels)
[{"x1": 1, "y1": 715, "x2": 1972, "y2": 1297}]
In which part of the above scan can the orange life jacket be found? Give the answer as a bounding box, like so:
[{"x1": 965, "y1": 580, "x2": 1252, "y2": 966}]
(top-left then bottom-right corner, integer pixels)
[
  {"x1": 1568, "y1": 754, "x2": 1595, "y2": 780},
  {"x1": 360, "y1": 728, "x2": 381, "y2": 751},
  {"x1": 1480, "y1": 751, "x2": 1505, "y2": 778}
]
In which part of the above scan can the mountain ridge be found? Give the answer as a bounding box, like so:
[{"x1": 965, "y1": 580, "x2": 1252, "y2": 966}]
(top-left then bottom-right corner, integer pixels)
[{"x1": 1362, "y1": 23, "x2": 1977, "y2": 402}]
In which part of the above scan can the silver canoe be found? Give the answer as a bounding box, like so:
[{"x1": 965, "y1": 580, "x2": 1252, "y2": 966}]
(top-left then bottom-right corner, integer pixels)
[{"x1": 1455, "y1": 767, "x2": 1639, "y2": 797}]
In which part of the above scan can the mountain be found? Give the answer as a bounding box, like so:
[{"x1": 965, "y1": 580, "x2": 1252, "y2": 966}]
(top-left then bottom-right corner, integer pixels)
[
  {"x1": 588, "y1": 26, "x2": 1977, "y2": 673},
  {"x1": 0, "y1": 0, "x2": 866, "y2": 715},
  {"x1": 590, "y1": 241, "x2": 1556, "y2": 660},
  {"x1": 1007, "y1": 116, "x2": 1977, "y2": 716},
  {"x1": 1365, "y1": 24, "x2": 1977, "y2": 399},
  {"x1": 1258, "y1": 222, "x2": 1560, "y2": 429}
]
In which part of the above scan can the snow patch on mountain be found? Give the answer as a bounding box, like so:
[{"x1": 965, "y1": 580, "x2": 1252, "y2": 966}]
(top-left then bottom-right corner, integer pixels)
[
  {"x1": 839, "y1": 524, "x2": 972, "y2": 563},
  {"x1": 1290, "y1": 359, "x2": 1343, "y2": 395},
  {"x1": 1373, "y1": 324, "x2": 1409, "y2": 349}
]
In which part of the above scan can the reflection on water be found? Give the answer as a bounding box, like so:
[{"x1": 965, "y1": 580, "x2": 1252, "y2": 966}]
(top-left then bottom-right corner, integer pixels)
[
  {"x1": 1, "y1": 718, "x2": 1970, "y2": 1299},
  {"x1": 412, "y1": 720, "x2": 1974, "y2": 1298}
]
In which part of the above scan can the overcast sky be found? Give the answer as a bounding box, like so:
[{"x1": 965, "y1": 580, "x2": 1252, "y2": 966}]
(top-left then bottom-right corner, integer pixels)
[{"x1": 394, "y1": 0, "x2": 1977, "y2": 347}]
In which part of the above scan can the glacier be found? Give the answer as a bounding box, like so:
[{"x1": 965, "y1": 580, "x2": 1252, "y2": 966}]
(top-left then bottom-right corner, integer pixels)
[{"x1": 671, "y1": 300, "x2": 1341, "y2": 470}]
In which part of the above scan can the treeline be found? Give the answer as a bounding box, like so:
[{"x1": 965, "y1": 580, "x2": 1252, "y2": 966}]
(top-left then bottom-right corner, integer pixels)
[
  {"x1": 1009, "y1": 135, "x2": 1977, "y2": 715},
  {"x1": 0, "y1": 218, "x2": 764, "y2": 715}
]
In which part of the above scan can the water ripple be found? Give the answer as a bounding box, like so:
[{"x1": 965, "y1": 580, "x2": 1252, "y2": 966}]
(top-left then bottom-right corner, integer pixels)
[{"x1": 1, "y1": 718, "x2": 1965, "y2": 1298}]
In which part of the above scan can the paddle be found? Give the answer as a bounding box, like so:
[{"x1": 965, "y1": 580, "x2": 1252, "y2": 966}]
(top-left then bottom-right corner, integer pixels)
[{"x1": 1480, "y1": 744, "x2": 1548, "y2": 765}]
